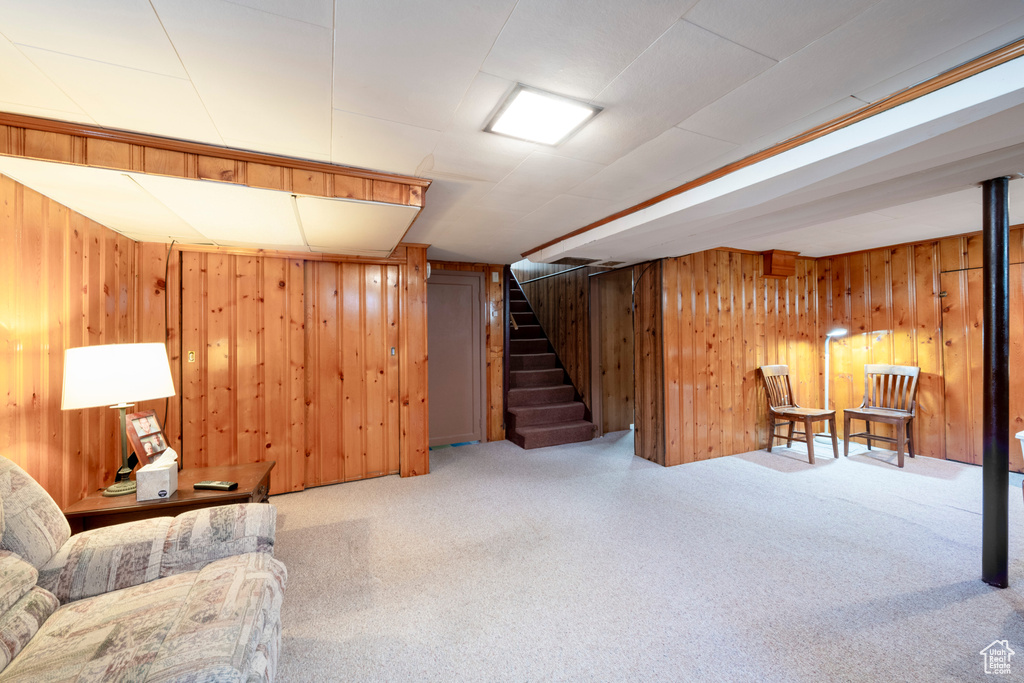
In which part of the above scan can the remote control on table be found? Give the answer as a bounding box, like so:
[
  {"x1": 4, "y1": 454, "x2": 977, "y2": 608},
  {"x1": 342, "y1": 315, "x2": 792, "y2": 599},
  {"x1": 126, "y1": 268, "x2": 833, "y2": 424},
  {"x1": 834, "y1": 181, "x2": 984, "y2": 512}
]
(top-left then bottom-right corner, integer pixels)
[{"x1": 193, "y1": 480, "x2": 238, "y2": 491}]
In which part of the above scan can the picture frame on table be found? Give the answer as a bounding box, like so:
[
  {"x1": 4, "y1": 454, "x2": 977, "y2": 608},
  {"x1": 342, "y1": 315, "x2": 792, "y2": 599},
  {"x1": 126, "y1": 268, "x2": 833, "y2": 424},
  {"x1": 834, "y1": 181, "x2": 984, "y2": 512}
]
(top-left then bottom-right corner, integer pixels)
[{"x1": 125, "y1": 409, "x2": 169, "y2": 464}]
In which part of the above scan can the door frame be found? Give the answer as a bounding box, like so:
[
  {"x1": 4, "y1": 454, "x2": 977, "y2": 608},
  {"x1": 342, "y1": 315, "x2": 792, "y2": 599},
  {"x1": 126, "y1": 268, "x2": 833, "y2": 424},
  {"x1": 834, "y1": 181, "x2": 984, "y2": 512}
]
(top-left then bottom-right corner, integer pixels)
[{"x1": 427, "y1": 269, "x2": 488, "y2": 447}]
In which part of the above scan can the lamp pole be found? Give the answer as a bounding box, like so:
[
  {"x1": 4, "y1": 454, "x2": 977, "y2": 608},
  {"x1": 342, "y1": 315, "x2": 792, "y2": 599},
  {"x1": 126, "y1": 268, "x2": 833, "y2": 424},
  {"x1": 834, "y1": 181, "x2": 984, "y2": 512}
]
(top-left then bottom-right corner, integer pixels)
[{"x1": 816, "y1": 328, "x2": 847, "y2": 440}]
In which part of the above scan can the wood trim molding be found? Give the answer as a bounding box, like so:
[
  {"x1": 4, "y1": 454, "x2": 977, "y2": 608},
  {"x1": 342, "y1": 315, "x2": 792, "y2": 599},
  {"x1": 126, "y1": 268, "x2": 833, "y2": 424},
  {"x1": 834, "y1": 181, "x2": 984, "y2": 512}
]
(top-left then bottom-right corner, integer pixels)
[
  {"x1": 0, "y1": 112, "x2": 431, "y2": 188},
  {"x1": 164, "y1": 242, "x2": 420, "y2": 265},
  {"x1": 521, "y1": 37, "x2": 1024, "y2": 259}
]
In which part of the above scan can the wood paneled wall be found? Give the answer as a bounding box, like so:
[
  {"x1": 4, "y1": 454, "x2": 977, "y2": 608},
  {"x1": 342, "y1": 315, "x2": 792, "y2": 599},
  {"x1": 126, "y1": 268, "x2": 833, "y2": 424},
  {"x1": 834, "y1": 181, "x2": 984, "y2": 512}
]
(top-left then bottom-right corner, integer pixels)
[
  {"x1": 816, "y1": 244, "x2": 945, "y2": 458},
  {"x1": 179, "y1": 252, "x2": 306, "y2": 495},
  {"x1": 0, "y1": 176, "x2": 136, "y2": 508},
  {"x1": 511, "y1": 262, "x2": 607, "y2": 411},
  {"x1": 596, "y1": 269, "x2": 635, "y2": 433},
  {"x1": 633, "y1": 262, "x2": 664, "y2": 463},
  {"x1": 429, "y1": 261, "x2": 504, "y2": 442},
  {"x1": 658, "y1": 251, "x2": 822, "y2": 466}
]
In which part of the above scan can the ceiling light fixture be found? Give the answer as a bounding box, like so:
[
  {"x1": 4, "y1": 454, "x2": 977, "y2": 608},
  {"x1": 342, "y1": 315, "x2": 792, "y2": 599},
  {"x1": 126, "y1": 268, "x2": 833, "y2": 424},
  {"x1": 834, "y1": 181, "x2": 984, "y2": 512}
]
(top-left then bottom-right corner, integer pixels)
[{"x1": 485, "y1": 84, "x2": 601, "y2": 146}]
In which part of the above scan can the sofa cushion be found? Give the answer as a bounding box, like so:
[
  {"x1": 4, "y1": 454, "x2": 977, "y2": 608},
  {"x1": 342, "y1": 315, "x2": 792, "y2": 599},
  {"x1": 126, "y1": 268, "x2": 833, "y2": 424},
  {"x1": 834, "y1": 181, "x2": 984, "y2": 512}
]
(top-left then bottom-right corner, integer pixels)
[
  {"x1": 161, "y1": 503, "x2": 275, "y2": 578},
  {"x1": 0, "y1": 586, "x2": 58, "y2": 673},
  {"x1": 0, "y1": 552, "x2": 36, "y2": 617},
  {"x1": 0, "y1": 553, "x2": 287, "y2": 682},
  {"x1": 0, "y1": 457, "x2": 70, "y2": 571},
  {"x1": 37, "y1": 517, "x2": 172, "y2": 604}
]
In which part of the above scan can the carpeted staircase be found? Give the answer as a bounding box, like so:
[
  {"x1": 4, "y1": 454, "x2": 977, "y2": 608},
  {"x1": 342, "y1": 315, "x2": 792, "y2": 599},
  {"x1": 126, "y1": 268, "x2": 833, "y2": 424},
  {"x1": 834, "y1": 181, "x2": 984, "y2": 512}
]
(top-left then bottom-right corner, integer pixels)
[{"x1": 506, "y1": 280, "x2": 594, "y2": 449}]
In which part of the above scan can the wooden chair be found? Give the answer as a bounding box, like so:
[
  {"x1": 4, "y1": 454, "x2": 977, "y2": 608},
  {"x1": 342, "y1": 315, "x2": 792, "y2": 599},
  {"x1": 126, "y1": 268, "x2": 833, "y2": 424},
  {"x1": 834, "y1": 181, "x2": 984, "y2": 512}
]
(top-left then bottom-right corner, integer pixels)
[
  {"x1": 759, "y1": 365, "x2": 838, "y2": 464},
  {"x1": 843, "y1": 364, "x2": 920, "y2": 468}
]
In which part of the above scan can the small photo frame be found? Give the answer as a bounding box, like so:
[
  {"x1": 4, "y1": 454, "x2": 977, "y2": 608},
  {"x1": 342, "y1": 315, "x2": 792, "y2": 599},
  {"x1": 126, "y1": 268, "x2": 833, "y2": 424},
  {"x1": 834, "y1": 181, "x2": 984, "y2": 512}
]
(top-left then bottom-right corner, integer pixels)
[{"x1": 126, "y1": 409, "x2": 168, "y2": 464}]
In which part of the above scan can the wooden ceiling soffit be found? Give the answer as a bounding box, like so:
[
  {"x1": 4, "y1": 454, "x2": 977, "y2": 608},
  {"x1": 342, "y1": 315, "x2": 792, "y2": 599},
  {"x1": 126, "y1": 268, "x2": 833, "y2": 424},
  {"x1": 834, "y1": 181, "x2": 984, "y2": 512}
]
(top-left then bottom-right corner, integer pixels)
[
  {"x1": 0, "y1": 112, "x2": 429, "y2": 208},
  {"x1": 521, "y1": 37, "x2": 1024, "y2": 259}
]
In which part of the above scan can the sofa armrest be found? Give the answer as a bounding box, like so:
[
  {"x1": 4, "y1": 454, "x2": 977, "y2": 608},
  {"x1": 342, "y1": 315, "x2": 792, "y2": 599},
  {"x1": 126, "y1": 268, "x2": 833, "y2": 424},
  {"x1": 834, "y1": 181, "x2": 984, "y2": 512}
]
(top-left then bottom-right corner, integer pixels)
[
  {"x1": 160, "y1": 503, "x2": 276, "y2": 578},
  {"x1": 37, "y1": 517, "x2": 172, "y2": 603}
]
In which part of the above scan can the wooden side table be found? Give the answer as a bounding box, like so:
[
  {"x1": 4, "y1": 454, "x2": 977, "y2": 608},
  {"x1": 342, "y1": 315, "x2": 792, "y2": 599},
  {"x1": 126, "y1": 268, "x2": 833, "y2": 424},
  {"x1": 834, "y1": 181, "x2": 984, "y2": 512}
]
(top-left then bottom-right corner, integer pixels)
[{"x1": 63, "y1": 461, "x2": 275, "y2": 533}]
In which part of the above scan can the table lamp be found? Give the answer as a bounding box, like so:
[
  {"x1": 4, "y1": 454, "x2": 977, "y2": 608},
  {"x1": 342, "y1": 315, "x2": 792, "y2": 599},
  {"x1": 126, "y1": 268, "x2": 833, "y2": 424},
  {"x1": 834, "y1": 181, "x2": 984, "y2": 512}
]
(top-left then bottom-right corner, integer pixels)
[{"x1": 61, "y1": 343, "x2": 176, "y2": 497}]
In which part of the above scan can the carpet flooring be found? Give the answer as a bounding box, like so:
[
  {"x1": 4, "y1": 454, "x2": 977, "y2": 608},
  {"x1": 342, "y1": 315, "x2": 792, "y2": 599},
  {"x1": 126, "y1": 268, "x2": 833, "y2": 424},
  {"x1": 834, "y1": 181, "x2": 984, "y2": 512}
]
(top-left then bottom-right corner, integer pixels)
[{"x1": 272, "y1": 432, "x2": 1024, "y2": 682}]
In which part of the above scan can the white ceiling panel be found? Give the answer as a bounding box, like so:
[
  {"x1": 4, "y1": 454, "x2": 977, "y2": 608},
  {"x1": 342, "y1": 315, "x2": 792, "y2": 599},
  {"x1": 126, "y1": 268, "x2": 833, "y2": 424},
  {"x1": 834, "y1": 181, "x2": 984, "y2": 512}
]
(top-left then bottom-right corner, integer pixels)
[
  {"x1": 227, "y1": 0, "x2": 334, "y2": 28},
  {"x1": 0, "y1": 0, "x2": 185, "y2": 77},
  {"x1": 684, "y1": 0, "x2": 877, "y2": 62},
  {"x1": 297, "y1": 196, "x2": 419, "y2": 253},
  {"x1": 570, "y1": 127, "x2": 736, "y2": 203},
  {"x1": 403, "y1": 176, "x2": 495, "y2": 244},
  {"x1": 0, "y1": 156, "x2": 204, "y2": 241},
  {"x1": 481, "y1": 152, "x2": 605, "y2": 203},
  {"x1": 512, "y1": 194, "x2": 620, "y2": 242},
  {"x1": 131, "y1": 174, "x2": 305, "y2": 247},
  {"x1": 0, "y1": 35, "x2": 89, "y2": 118},
  {"x1": 554, "y1": 20, "x2": 775, "y2": 165},
  {"x1": 332, "y1": 0, "x2": 517, "y2": 131},
  {"x1": 19, "y1": 47, "x2": 224, "y2": 145},
  {"x1": 482, "y1": 0, "x2": 700, "y2": 101},
  {"x1": 678, "y1": 0, "x2": 1024, "y2": 147},
  {"x1": 331, "y1": 109, "x2": 440, "y2": 175},
  {"x1": 152, "y1": 0, "x2": 332, "y2": 159}
]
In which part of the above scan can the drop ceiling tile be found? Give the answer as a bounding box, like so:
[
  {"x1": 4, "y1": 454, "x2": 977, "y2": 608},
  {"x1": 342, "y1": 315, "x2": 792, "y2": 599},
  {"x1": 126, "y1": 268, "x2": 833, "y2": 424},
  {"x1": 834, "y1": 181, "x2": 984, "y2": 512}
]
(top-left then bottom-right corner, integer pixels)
[
  {"x1": 684, "y1": 0, "x2": 878, "y2": 62},
  {"x1": 856, "y1": 11, "x2": 1024, "y2": 103},
  {"x1": 482, "y1": 0, "x2": 700, "y2": 101},
  {"x1": 17, "y1": 46, "x2": 223, "y2": 144},
  {"x1": 554, "y1": 20, "x2": 775, "y2": 165},
  {"x1": 0, "y1": 157, "x2": 203, "y2": 240},
  {"x1": 0, "y1": 0, "x2": 185, "y2": 77},
  {"x1": 226, "y1": 0, "x2": 333, "y2": 28},
  {"x1": 403, "y1": 176, "x2": 494, "y2": 244},
  {"x1": 152, "y1": 0, "x2": 332, "y2": 159},
  {"x1": 0, "y1": 35, "x2": 89, "y2": 118},
  {"x1": 131, "y1": 173, "x2": 305, "y2": 247},
  {"x1": 678, "y1": 0, "x2": 1024, "y2": 147},
  {"x1": 297, "y1": 196, "x2": 419, "y2": 253},
  {"x1": 570, "y1": 127, "x2": 736, "y2": 203},
  {"x1": 331, "y1": 110, "x2": 441, "y2": 176},
  {"x1": 513, "y1": 194, "x2": 620, "y2": 242},
  {"x1": 333, "y1": 0, "x2": 518, "y2": 131}
]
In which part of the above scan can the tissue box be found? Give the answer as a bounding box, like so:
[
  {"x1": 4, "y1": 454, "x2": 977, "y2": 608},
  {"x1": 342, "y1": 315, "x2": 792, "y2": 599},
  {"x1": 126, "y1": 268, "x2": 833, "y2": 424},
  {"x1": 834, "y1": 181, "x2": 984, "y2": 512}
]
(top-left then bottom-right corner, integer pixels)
[{"x1": 136, "y1": 463, "x2": 178, "y2": 501}]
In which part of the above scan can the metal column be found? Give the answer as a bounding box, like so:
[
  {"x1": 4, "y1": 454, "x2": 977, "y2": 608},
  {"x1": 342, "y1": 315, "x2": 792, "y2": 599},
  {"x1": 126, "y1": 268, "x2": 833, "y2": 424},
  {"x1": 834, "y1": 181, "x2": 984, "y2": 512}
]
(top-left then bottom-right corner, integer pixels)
[{"x1": 981, "y1": 176, "x2": 1010, "y2": 588}]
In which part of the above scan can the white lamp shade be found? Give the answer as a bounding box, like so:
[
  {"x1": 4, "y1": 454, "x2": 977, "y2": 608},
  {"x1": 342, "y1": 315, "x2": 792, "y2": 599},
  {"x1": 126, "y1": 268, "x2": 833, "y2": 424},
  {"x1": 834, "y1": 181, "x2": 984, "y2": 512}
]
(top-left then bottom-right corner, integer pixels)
[{"x1": 62, "y1": 343, "x2": 176, "y2": 410}]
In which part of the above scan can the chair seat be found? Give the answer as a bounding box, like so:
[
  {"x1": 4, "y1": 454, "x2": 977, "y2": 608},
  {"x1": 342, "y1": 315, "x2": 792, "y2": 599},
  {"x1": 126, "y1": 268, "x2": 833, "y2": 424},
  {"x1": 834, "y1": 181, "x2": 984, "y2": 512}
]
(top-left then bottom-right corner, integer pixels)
[
  {"x1": 771, "y1": 406, "x2": 835, "y2": 419},
  {"x1": 844, "y1": 407, "x2": 912, "y2": 423}
]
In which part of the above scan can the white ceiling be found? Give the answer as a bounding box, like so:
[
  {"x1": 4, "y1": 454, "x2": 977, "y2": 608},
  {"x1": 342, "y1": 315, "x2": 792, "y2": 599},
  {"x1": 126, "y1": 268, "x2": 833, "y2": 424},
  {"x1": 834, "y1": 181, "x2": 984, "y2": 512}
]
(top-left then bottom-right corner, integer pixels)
[{"x1": 0, "y1": 0, "x2": 1022, "y2": 263}]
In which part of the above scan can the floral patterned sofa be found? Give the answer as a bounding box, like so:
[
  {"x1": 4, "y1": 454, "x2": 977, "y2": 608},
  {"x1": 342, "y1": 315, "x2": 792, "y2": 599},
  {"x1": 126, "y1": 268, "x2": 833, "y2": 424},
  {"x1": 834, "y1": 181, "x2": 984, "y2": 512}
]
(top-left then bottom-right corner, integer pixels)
[{"x1": 0, "y1": 455, "x2": 286, "y2": 681}]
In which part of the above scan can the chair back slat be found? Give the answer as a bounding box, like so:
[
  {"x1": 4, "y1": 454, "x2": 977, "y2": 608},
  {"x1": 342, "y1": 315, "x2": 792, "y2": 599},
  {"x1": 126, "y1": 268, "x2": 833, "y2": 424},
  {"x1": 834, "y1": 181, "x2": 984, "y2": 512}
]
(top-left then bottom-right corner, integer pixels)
[
  {"x1": 759, "y1": 365, "x2": 794, "y2": 409},
  {"x1": 861, "y1": 364, "x2": 920, "y2": 412}
]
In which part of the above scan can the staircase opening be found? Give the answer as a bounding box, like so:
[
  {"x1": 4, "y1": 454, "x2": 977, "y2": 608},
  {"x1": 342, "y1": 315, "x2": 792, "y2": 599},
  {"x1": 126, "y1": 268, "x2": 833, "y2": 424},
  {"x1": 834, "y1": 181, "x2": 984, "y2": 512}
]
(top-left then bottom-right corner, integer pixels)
[{"x1": 504, "y1": 271, "x2": 595, "y2": 449}]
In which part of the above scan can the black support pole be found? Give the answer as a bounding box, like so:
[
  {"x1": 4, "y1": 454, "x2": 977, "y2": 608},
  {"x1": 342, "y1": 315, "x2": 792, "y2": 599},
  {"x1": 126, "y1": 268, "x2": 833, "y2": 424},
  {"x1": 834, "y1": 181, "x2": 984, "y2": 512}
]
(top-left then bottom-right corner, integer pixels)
[{"x1": 982, "y1": 176, "x2": 1011, "y2": 589}]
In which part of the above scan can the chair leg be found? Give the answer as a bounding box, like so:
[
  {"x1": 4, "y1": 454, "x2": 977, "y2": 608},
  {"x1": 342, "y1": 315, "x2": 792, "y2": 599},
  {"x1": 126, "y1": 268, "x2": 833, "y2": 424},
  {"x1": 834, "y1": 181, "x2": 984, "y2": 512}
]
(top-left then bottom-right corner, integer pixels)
[
  {"x1": 907, "y1": 419, "x2": 915, "y2": 458},
  {"x1": 865, "y1": 422, "x2": 872, "y2": 450},
  {"x1": 786, "y1": 421, "x2": 795, "y2": 448},
  {"x1": 767, "y1": 422, "x2": 774, "y2": 453},
  {"x1": 829, "y1": 416, "x2": 839, "y2": 458},
  {"x1": 896, "y1": 421, "x2": 905, "y2": 468},
  {"x1": 843, "y1": 414, "x2": 851, "y2": 457},
  {"x1": 804, "y1": 417, "x2": 815, "y2": 464}
]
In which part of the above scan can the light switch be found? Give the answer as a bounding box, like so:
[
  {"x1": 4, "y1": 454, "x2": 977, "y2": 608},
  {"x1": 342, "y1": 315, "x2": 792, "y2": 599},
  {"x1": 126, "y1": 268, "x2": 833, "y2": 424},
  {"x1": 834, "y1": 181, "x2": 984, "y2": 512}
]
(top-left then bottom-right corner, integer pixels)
[
  {"x1": 492, "y1": 272, "x2": 499, "y2": 283},
  {"x1": 188, "y1": 351, "x2": 196, "y2": 363}
]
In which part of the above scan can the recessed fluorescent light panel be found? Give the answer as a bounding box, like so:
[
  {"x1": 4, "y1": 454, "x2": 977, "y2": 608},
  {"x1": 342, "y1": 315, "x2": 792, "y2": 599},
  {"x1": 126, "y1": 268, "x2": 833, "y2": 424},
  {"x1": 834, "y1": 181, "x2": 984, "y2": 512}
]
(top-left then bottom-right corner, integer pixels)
[{"x1": 485, "y1": 84, "x2": 601, "y2": 146}]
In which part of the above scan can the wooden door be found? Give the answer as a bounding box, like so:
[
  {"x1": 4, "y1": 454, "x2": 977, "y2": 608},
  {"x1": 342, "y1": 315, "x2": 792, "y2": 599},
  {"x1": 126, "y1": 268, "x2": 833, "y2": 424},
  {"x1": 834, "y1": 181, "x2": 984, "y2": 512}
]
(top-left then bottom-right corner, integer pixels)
[
  {"x1": 941, "y1": 264, "x2": 1024, "y2": 471},
  {"x1": 592, "y1": 269, "x2": 635, "y2": 433},
  {"x1": 427, "y1": 271, "x2": 485, "y2": 447}
]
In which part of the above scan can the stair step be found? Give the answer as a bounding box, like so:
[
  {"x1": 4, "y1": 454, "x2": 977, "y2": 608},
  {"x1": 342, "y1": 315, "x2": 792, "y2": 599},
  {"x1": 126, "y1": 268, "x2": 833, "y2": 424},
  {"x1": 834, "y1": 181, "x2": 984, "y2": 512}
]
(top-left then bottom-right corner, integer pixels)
[
  {"x1": 511, "y1": 324, "x2": 542, "y2": 339},
  {"x1": 512, "y1": 311, "x2": 537, "y2": 325},
  {"x1": 509, "y1": 290, "x2": 527, "y2": 301},
  {"x1": 510, "y1": 420, "x2": 594, "y2": 450},
  {"x1": 510, "y1": 338, "x2": 548, "y2": 354},
  {"x1": 510, "y1": 353, "x2": 556, "y2": 370},
  {"x1": 507, "y1": 401, "x2": 585, "y2": 429},
  {"x1": 510, "y1": 300, "x2": 532, "y2": 313},
  {"x1": 507, "y1": 385, "x2": 575, "y2": 406},
  {"x1": 511, "y1": 368, "x2": 563, "y2": 388}
]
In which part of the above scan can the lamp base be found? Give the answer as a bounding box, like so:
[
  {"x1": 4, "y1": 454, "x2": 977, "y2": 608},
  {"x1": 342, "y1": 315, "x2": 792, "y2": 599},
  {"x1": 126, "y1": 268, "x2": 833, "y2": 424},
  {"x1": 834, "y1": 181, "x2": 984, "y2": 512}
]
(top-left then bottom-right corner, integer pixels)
[{"x1": 102, "y1": 464, "x2": 136, "y2": 497}]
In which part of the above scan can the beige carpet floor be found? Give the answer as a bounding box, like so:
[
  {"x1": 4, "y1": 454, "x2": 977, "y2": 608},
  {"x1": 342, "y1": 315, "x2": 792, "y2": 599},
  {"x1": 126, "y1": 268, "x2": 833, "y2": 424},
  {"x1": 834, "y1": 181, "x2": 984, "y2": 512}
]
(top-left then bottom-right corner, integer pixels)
[{"x1": 271, "y1": 432, "x2": 1024, "y2": 682}]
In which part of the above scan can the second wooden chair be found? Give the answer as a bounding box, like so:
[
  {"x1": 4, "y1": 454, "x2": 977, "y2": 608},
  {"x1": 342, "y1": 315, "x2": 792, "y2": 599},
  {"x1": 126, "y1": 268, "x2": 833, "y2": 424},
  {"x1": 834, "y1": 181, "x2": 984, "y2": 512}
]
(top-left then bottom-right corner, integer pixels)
[
  {"x1": 843, "y1": 364, "x2": 920, "y2": 468},
  {"x1": 759, "y1": 365, "x2": 839, "y2": 464}
]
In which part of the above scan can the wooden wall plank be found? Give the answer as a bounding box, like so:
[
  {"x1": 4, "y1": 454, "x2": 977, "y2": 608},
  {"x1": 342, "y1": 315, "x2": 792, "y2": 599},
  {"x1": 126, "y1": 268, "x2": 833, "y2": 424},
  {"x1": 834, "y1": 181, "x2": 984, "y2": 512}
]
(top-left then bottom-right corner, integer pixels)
[
  {"x1": 399, "y1": 245, "x2": 429, "y2": 476},
  {"x1": 633, "y1": 261, "x2": 664, "y2": 463}
]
